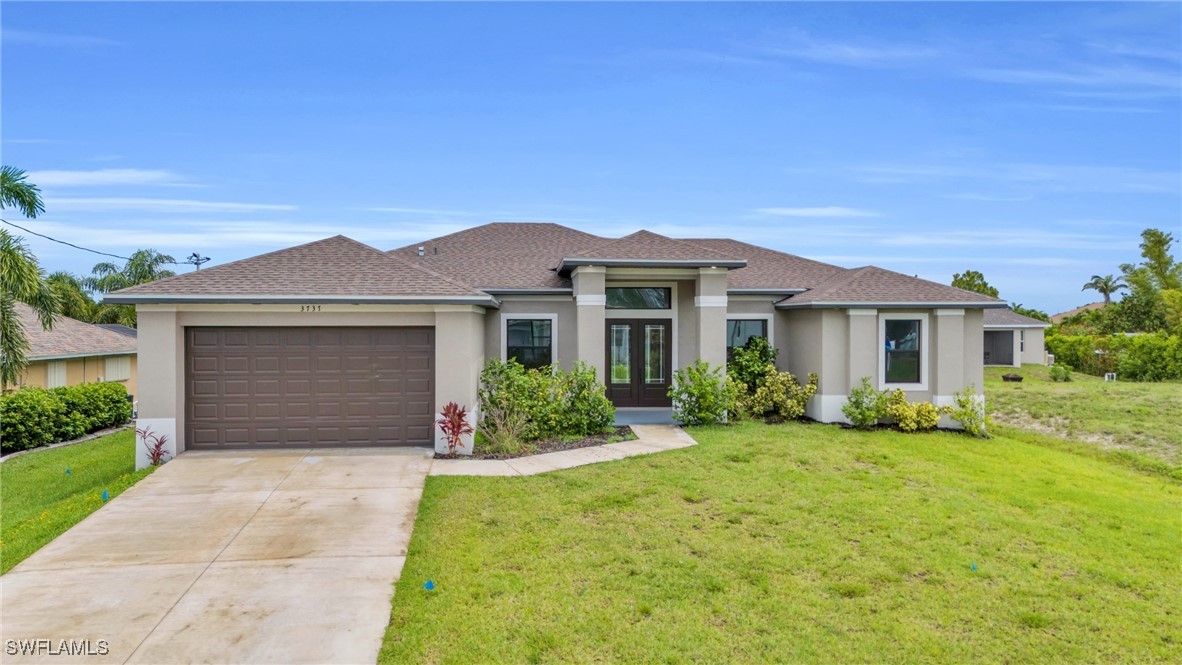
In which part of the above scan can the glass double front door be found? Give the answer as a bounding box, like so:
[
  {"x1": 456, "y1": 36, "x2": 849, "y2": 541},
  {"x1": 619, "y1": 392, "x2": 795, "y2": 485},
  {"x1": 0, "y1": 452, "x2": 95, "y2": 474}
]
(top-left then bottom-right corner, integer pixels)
[{"x1": 606, "y1": 319, "x2": 673, "y2": 408}]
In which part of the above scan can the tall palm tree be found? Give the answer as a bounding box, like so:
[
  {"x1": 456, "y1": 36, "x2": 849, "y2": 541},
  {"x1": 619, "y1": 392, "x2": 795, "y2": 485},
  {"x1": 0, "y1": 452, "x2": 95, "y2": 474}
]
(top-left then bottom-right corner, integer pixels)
[
  {"x1": 86, "y1": 250, "x2": 176, "y2": 327},
  {"x1": 1, "y1": 166, "x2": 56, "y2": 387},
  {"x1": 0, "y1": 166, "x2": 46, "y2": 219},
  {"x1": 1082, "y1": 274, "x2": 1128, "y2": 305},
  {"x1": 47, "y1": 271, "x2": 98, "y2": 322}
]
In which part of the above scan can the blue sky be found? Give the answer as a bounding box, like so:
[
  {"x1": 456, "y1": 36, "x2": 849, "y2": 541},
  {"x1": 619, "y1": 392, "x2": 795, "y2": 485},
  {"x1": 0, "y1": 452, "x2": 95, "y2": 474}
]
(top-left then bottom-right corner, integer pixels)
[{"x1": 2, "y1": 2, "x2": 1179, "y2": 313}]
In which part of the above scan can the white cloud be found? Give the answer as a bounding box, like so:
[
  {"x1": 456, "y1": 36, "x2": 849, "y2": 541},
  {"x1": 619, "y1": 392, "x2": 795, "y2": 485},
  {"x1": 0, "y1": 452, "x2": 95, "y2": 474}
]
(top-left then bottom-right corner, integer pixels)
[
  {"x1": 44, "y1": 198, "x2": 297, "y2": 213},
  {"x1": 762, "y1": 31, "x2": 940, "y2": 67},
  {"x1": 754, "y1": 206, "x2": 880, "y2": 218},
  {"x1": 854, "y1": 162, "x2": 1182, "y2": 194},
  {"x1": 28, "y1": 169, "x2": 182, "y2": 187},
  {"x1": 1, "y1": 29, "x2": 121, "y2": 48},
  {"x1": 362, "y1": 206, "x2": 480, "y2": 216}
]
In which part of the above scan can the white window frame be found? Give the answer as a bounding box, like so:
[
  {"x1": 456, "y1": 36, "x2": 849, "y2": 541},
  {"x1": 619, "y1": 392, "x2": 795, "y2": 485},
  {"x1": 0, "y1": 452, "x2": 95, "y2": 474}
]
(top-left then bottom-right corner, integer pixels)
[
  {"x1": 47, "y1": 360, "x2": 67, "y2": 388},
  {"x1": 725, "y1": 313, "x2": 774, "y2": 353},
  {"x1": 1020, "y1": 330, "x2": 1025, "y2": 353},
  {"x1": 500, "y1": 313, "x2": 559, "y2": 369},
  {"x1": 878, "y1": 312, "x2": 929, "y2": 391},
  {"x1": 605, "y1": 281, "x2": 679, "y2": 372},
  {"x1": 105, "y1": 355, "x2": 132, "y2": 382}
]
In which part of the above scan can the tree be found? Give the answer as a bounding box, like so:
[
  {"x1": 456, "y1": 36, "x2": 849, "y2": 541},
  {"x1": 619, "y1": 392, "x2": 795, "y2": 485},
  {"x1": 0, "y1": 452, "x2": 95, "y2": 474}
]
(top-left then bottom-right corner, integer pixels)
[
  {"x1": 86, "y1": 250, "x2": 176, "y2": 326},
  {"x1": 951, "y1": 270, "x2": 999, "y2": 298},
  {"x1": 0, "y1": 230, "x2": 58, "y2": 386},
  {"x1": 1010, "y1": 304, "x2": 1050, "y2": 322},
  {"x1": 0, "y1": 166, "x2": 57, "y2": 387},
  {"x1": 1081, "y1": 274, "x2": 1127, "y2": 306},
  {"x1": 47, "y1": 271, "x2": 98, "y2": 322},
  {"x1": 1120, "y1": 228, "x2": 1182, "y2": 294},
  {"x1": 0, "y1": 166, "x2": 46, "y2": 219}
]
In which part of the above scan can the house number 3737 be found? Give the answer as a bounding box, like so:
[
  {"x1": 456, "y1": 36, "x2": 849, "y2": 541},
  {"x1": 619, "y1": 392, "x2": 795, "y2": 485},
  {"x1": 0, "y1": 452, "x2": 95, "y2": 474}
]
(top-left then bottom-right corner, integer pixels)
[{"x1": 300, "y1": 305, "x2": 322, "y2": 312}]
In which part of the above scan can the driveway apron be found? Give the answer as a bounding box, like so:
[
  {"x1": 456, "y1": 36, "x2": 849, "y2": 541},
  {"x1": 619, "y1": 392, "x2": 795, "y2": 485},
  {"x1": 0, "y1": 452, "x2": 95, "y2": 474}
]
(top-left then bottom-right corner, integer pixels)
[{"x1": 0, "y1": 447, "x2": 432, "y2": 664}]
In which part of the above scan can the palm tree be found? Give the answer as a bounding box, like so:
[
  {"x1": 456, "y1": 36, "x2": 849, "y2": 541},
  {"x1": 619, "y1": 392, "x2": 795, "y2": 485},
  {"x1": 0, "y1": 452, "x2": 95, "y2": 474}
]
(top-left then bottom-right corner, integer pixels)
[
  {"x1": 0, "y1": 230, "x2": 58, "y2": 386},
  {"x1": 1, "y1": 166, "x2": 57, "y2": 387},
  {"x1": 0, "y1": 166, "x2": 46, "y2": 219},
  {"x1": 47, "y1": 271, "x2": 98, "y2": 322},
  {"x1": 86, "y1": 250, "x2": 176, "y2": 327},
  {"x1": 1082, "y1": 274, "x2": 1128, "y2": 305}
]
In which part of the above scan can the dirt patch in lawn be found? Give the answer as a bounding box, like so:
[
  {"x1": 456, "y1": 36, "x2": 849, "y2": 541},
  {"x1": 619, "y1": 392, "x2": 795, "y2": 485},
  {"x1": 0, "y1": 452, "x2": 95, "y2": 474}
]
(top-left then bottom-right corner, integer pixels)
[{"x1": 435, "y1": 426, "x2": 637, "y2": 460}]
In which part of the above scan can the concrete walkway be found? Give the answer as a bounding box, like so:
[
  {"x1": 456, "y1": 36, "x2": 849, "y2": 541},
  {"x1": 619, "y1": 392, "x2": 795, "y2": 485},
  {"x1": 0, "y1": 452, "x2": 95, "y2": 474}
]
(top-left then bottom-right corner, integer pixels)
[
  {"x1": 431, "y1": 424, "x2": 696, "y2": 476},
  {"x1": 0, "y1": 447, "x2": 432, "y2": 665}
]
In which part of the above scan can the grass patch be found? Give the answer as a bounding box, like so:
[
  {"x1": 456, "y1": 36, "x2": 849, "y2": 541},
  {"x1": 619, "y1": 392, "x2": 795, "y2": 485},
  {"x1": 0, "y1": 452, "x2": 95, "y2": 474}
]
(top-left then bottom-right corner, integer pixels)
[
  {"x1": 985, "y1": 364, "x2": 1181, "y2": 470},
  {"x1": 1, "y1": 429, "x2": 153, "y2": 573},
  {"x1": 382, "y1": 422, "x2": 1181, "y2": 663}
]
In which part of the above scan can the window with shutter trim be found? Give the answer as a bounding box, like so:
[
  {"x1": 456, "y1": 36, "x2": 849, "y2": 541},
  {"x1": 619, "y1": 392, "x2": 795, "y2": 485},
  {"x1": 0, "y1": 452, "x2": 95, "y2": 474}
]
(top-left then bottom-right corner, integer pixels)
[{"x1": 105, "y1": 355, "x2": 132, "y2": 382}]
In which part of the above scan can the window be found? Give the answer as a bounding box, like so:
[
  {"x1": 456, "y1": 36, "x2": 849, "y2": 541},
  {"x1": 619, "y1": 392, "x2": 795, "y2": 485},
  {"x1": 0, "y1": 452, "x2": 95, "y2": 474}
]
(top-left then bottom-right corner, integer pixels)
[
  {"x1": 883, "y1": 318, "x2": 921, "y2": 385},
  {"x1": 644, "y1": 324, "x2": 665, "y2": 384},
  {"x1": 1020, "y1": 330, "x2": 1026, "y2": 353},
  {"x1": 505, "y1": 319, "x2": 553, "y2": 369},
  {"x1": 726, "y1": 319, "x2": 768, "y2": 356},
  {"x1": 609, "y1": 324, "x2": 631, "y2": 383},
  {"x1": 606, "y1": 287, "x2": 671, "y2": 310},
  {"x1": 47, "y1": 361, "x2": 67, "y2": 388},
  {"x1": 105, "y1": 355, "x2": 131, "y2": 382}
]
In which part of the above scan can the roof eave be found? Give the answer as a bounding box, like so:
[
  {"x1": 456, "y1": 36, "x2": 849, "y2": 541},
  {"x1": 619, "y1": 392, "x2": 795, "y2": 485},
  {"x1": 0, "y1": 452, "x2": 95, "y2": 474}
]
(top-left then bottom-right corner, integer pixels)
[
  {"x1": 984, "y1": 323, "x2": 1052, "y2": 329},
  {"x1": 556, "y1": 258, "x2": 747, "y2": 274},
  {"x1": 103, "y1": 294, "x2": 502, "y2": 308},
  {"x1": 28, "y1": 350, "x2": 136, "y2": 362},
  {"x1": 775, "y1": 300, "x2": 1009, "y2": 310}
]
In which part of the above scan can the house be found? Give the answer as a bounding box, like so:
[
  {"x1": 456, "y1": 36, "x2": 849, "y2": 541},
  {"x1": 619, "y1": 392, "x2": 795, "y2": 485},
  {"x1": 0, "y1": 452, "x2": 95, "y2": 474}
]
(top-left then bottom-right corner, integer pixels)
[
  {"x1": 982, "y1": 308, "x2": 1051, "y2": 367},
  {"x1": 6, "y1": 302, "x2": 138, "y2": 396},
  {"x1": 105, "y1": 223, "x2": 1005, "y2": 461},
  {"x1": 1051, "y1": 301, "x2": 1105, "y2": 324}
]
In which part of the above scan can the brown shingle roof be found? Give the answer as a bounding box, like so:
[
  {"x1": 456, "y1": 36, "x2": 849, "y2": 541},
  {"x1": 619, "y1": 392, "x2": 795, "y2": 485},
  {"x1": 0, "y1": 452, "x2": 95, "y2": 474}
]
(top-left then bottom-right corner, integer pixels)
[
  {"x1": 684, "y1": 238, "x2": 848, "y2": 291},
  {"x1": 107, "y1": 235, "x2": 493, "y2": 303},
  {"x1": 984, "y1": 308, "x2": 1051, "y2": 328},
  {"x1": 390, "y1": 222, "x2": 603, "y2": 290},
  {"x1": 777, "y1": 266, "x2": 1005, "y2": 308},
  {"x1": 557, "y1": 230, "x2": 746, "y2": 272},
  {"x1": 15, "y1": 302, "x2": 137, "y2": 360},
  {"x1": 1051, "y1": 301, "x2": 1106, "y2": 324}
]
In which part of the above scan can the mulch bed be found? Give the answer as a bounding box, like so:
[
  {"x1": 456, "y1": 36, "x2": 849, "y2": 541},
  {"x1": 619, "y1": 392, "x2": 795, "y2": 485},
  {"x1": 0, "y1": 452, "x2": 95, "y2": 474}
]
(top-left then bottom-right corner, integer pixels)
[{"x1": 435, "y1": 426, "x2": 636, "y2": 460}]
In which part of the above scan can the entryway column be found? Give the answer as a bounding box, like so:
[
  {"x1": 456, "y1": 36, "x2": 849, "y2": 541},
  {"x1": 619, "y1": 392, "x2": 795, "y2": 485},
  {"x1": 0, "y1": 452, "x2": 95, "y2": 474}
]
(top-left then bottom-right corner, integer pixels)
[
  {"x1": 695, "y1": 267, "x2": 728, "y2": 369},
  {"x1": 573, "y1": 266, "x2": 607, "y2": 380}
]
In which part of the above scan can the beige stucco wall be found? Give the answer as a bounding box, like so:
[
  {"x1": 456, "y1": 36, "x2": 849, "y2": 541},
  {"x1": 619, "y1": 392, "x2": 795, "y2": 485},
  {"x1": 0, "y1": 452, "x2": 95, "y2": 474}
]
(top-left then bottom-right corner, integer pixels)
[
  {"x1": 135, "y1": 304, "x2": 485, "y2": 460},
  {"x1": 10, "y1": 354, "x2": 138, "y2": 397},
  {"x1": 1021, "y1": 327, "x2": 1047, "y2": 365}
]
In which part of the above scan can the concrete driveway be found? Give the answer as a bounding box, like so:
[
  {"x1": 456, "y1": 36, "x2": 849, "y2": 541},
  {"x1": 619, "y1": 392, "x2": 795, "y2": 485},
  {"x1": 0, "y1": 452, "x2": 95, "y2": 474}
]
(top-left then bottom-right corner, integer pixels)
[{"x1": 0, "y1": 447, "x2": 432, "y2": 664}]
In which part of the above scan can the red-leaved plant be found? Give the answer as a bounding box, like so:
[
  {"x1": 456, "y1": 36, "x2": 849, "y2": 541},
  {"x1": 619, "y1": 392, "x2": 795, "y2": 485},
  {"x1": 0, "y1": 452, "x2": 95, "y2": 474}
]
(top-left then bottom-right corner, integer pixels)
[
  {"x1": 436, "y1": 402, "x2": 474, "y2": 455},
  {"x1": 137, "y1": 426, "x2": 171, "y2": 466}
]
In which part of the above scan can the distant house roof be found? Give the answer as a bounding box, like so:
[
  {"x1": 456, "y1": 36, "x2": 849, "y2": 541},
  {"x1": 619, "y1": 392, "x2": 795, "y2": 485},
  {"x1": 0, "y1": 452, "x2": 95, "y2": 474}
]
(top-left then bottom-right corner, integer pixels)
[
  {"x1": 96, "y1": 323, "x2": 138, "y2": 338},
  {"x1": 1051, "y1": 301, "x2": 1106, "y2": 324},
  {"x1": 106, "y1": 236, "x2": 497, "y2": 306},
  {"x1": 984, "y1": 308, "x2": 1052, "y2": 328},
  {"x1": 109, "y1": 223, "x2": 1007, "y2": 309},
  {"x1": 775, "y1": 266, "x2": 1005, "y2": 309},
  {"x1": 15, "y1": 303, "x2": 137, "y2": 361}
]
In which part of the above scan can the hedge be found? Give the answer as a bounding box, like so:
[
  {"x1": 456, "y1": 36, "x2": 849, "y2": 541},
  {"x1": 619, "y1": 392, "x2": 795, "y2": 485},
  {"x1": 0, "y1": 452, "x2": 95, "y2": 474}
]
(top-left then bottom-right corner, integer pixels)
[
  {"x1": 1045, "y1": 333, "x2": 1182, "y2": 382},
  {"x1": 1, "y1": 382, "x2": 133, "y2": 453}
]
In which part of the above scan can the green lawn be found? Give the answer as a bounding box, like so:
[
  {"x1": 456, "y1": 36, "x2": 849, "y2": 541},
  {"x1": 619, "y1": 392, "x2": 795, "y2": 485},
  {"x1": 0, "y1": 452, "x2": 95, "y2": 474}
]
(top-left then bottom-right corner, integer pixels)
[
  {"x1": 1, "y1": 429, "x2": 153, "y2": 574},
  {"x1": 382, "y1": 422, "x2": 1181, "y2": 663},
  {"x1": 985, "y1": 364, "x2": 1182, "y2": 471}
]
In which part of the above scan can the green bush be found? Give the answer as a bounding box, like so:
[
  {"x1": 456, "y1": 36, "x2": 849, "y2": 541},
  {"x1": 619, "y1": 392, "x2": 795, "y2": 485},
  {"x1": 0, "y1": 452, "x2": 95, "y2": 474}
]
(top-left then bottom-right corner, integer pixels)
[
  {"x1": 739, "y1": 364, "x2": 818, "y2": 421},
  {"x1": 950, "y1": 385, "x2": 989, "y2": 438},
  {"x1": 728, "y1": 337, "x2": 779, "y2": 394},
  {"x1": 1046, "y1": 333, "x2": 1182, "y2": 381},
  {"x1": 0, "y1": 382, "x2": 132, "y2": 453},
  {"x1": 668, "y1": 360, "x2": 738, "y2": 426},
  {"x1": 476, "y1": 359, "x2": 615, "y2": 450},
  {"x1": 1049, "y1": 363, "x2": 1073, "y2": 382},
  {"x1": 884, "y1": 390, "x2": 950, "y2": 433},
  {"x1": 842, "y1": 377, "x2": 888, "y2": 429}
]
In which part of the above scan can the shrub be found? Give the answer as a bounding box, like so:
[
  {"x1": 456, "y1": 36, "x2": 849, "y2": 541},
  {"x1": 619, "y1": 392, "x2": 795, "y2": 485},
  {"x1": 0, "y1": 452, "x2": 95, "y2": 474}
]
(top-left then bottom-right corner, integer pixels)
[
  {"x1": 476, "y1": 359, "x2": 615, "y2": 450},
  {"x1": 1049, "y1": 363, "x2": 1073, "y2": 382},
  {"x1": 842, "y1": 377, "x2": 888, "y2": 429},
  {"x1": 884, "y1": 390, "x2": 949, "y2": 432},
  {"x1": 950, "y1": 385, "x2": 989, "y2": 438},
  {"x1": 742, "y1": 364, "x2": 818, "y2": 421},
  {"x1": 728, "y1": 337, "x2": 778, "y2": 394},
  {"x1": 0, "y1": 382, "x2": 132, "y2": 453},
  {"x1": 436, "y1": 402, "x2": 474, "y2": 455},
  {"x1": 137, "y1": 425, "x2": 172, "y2": 466},
  {"x1": 668, "y1": 360, "x2": 738, "y2": 426},
  {"x1": 1114, "y1": 333, "x2": 1182, "y2": 382}
]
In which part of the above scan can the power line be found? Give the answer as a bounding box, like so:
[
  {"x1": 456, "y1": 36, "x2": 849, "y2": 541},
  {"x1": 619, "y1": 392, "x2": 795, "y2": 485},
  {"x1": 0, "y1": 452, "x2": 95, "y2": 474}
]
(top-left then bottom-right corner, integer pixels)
[{"x1": 0, "y1": 217, "x2": 183, "y2": 264}]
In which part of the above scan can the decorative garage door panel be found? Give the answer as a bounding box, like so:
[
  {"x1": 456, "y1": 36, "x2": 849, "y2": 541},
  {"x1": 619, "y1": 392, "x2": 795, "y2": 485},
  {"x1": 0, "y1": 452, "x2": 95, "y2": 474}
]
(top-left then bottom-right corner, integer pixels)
[{"x1": 186, "y1": 327, "x2": 434, "y2": 449}]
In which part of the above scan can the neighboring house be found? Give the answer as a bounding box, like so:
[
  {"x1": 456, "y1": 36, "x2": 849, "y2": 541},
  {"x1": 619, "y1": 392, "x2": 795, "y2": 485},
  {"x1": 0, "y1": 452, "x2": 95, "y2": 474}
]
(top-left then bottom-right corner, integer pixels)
[
  {"x1": 1051, "y1": 301, "x2": 1105, "y2": 324},
  {"x1": 982, "y1": 308, "x2": 1051, "y2": 367},
  {"x1": 6, "y1": 302, "x2": 139, "y2": 397},
  {"x1": 106, "y1": 223, "x2": 1005, "y2": 459}
]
